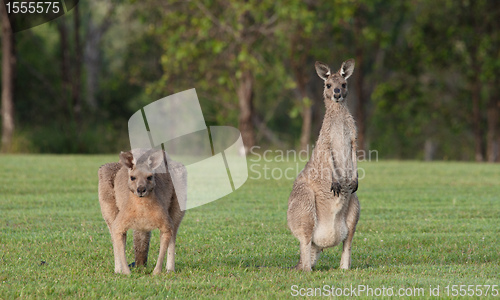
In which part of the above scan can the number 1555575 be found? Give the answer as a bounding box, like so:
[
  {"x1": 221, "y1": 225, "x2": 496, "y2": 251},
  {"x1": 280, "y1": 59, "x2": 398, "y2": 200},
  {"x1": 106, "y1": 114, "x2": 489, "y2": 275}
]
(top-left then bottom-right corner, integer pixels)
[
  {"x1": 6, "y1": 1, "x2": 60, "y2": 14},
  {"x1": 444, "y1": 285, "x2": 498, "y2": 297}
]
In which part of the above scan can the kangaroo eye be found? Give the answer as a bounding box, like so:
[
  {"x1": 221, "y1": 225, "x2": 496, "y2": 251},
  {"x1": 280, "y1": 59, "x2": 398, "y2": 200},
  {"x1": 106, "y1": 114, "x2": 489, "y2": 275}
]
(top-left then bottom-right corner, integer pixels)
[
  {"x1": 130, "y1": 176, "x2": 136, "y2": 181},
  {"x1": 342, "y1": 83, "x2": 346, "y2": 88},
  {"x1": 326, "y1": 84, "x2": 331, "y2": 89},
  {"x1": 147, "y1": 176, "x2": 153, "y2": 181}
]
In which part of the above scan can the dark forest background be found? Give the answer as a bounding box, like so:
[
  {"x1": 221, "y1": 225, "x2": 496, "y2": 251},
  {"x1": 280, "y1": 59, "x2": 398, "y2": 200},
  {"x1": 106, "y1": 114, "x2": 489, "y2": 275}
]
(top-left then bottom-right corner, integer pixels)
[{"x1": 1, "y1": 0, "x2": 499, "y2": 161}]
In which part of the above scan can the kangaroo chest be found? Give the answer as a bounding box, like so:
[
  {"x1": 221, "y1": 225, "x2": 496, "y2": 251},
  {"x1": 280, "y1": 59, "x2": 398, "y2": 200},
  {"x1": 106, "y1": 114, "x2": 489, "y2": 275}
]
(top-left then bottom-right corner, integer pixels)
[
  {"x1": 330, "y1": 114, "x2": 353, "y2": 159},
  {"x1": 126, "y1": 196, "x2": 169, "y2": 231}
]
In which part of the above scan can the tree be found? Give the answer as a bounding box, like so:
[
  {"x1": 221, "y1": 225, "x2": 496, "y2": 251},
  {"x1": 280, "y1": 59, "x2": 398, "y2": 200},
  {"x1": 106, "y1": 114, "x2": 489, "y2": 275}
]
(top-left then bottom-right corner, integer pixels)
[
  {"x1": 369, "y1": 0, "x2": 461, "y2": 160},
  {"x1": 142, "y1": 0, "x2": 284, "y2": 154},
  {"x1": 280, "y1": 1, "x2": 315, "y2": 151},
  {"x1": 1, "y1": 1, "x2": 16, "y2": 152},
  {"x1": 58, "y1": 6, "x2": 83, "y2": 125},
  {"x1": 416, "y1": 0, "x2": 500, "y2": 162},
  {"x1": 337, "y1": 0, "x2": 407, "y2": 153},
  {"x1": 481, "y1": 2, "x2": 500, "y2": 162},
  {"x1": 84, "y1": 2, "x2": 115, "y2": 110}
]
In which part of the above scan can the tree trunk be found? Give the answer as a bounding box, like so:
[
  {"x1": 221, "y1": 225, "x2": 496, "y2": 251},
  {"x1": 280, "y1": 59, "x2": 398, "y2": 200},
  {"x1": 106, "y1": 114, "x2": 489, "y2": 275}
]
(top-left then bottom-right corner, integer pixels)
[
  {"x1": 354, "y1": 47, "x2": 366, "y2": 152},
  {"x1": 353, "y1": 11, "x2": 366, "y2": 153},
  {"x1": 294, "y1": 65, "x2": 312, "y2": 151},
  {"x1": 471, "y1": 74, "x2": 484, "y2": 162},
  {"x1": 58, "y1": 20, "x2": 71, "y2": 116},
  {"x1": 1, "y1": 2, "x2": 16, "y2": 153},
  {"x1": 84, "y1": 18, "x2": 108, "y2": 110},
  {"x1": 289, "y1": 24, "x2": 312, "y2": 152},
  {"x1": 299, "y1": 100, "x2": 312, "y2": 151},
  {"x1": 237, "y1": 69, "x2": 255, "y2": 154},
  {"x1": 486, "y1": 87, "x2": 499, "y2": 162},
  {"x1": 84, "y1": 5, "x2": 113, "y2": 110},
  {"x1": 72, "y1": 4, "x2": 82, "y2": 123},
  {"x1": 424, "y1": 139, "x2": 436, "y2": 161},
  {"x1": 84, "y1": 17, "x2": 99, "y2": 110}
]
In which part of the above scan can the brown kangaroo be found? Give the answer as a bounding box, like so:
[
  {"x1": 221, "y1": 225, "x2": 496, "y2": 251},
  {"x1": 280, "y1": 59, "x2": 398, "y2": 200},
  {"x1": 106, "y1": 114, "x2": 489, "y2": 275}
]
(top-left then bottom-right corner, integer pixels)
[{"x1": 98, "y1": 149, "x2": 185, "y2": 275}]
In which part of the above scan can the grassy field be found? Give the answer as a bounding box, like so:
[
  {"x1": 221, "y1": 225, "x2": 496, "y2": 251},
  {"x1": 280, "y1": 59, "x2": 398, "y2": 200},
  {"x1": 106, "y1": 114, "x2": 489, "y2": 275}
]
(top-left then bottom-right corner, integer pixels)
[{"x1": 0, "y1": 154, "x2": 499, "y2": 299}]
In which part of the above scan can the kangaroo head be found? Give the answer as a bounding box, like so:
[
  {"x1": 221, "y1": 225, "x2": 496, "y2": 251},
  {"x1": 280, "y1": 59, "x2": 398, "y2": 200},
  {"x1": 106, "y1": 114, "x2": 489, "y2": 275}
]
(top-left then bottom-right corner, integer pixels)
[
  {"x1": 315, "y1": 59, "x2": 355, "y2": 104},
  {"x1": 119, "y1": 150, "x2": 164, "y2": 197}
]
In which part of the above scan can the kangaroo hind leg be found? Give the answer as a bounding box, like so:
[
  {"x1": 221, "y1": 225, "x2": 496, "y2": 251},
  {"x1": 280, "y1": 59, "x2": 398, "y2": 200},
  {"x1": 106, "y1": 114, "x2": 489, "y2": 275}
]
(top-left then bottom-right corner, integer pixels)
[
  {"x1": 287, "y1": 181, "x2": 316, "y2": 271},
  {"x1": 133, "y1": 230, "x2": 151, "y2": 267},
  {"x1": 339, "y1": 193, "x2": 360, "y2": 270}
]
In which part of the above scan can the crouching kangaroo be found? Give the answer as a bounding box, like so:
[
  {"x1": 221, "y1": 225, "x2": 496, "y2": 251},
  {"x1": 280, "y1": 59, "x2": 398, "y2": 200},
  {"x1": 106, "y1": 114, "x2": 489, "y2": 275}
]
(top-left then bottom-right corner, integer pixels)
[
  {"x1": 287, "y1": 59, "x2": 360, "y2": 271},
  {"x1": 98, "y1": 149, "x2": 185, "y2": 275}
]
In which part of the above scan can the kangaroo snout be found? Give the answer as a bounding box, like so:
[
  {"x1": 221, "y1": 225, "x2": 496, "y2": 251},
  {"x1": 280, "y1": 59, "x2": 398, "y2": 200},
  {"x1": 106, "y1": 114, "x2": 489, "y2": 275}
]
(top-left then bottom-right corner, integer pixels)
[
  {"x1": 136, "y1": 186, "x2": 147, "y2": 197},
  {"x1": 333, "y1": 88, "x2": 343, "y2": 102}
]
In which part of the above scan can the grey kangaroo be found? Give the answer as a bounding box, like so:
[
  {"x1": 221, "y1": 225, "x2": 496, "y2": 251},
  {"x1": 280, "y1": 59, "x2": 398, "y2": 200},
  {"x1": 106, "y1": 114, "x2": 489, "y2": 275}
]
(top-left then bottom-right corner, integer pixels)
[{"x1": 287, "y1": 59, "x2": 360, "y2": 271}]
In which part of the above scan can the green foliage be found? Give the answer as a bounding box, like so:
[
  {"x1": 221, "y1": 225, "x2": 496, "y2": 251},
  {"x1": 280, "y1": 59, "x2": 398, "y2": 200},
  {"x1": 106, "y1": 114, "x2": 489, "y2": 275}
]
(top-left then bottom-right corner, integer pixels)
[
  {"x1": 1, "y1": 156, "x2": 499, "y2": 298},
  {"x1": 4, "y1": 0, "x2": 500, "y2": 158},
  {"x1": 370, "y1": 71, "x2": 472, "y2": 160},
  {"x1": 25, "y1": 123, "x2": 129, "y2": 154},
  {"x1": 368, "y1": 0, "x2": 500, "y2": 160}
]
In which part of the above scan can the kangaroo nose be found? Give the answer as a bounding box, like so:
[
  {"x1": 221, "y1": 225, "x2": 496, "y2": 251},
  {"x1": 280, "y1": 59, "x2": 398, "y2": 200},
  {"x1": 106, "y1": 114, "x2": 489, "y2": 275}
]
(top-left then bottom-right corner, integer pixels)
[
  {"x1": 334, "y1": 88, "x2": 340, "y2": 93},
  {"x1": 137, "y1": 187, "x2": 146, "y2": 194}
]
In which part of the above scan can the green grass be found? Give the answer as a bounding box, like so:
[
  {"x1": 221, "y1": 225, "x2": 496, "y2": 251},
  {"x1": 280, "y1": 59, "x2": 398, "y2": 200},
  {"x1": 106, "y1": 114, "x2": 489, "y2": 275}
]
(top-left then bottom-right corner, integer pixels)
[{"x1": 0, "y1": 155, "x2": 499, "y2": 299}]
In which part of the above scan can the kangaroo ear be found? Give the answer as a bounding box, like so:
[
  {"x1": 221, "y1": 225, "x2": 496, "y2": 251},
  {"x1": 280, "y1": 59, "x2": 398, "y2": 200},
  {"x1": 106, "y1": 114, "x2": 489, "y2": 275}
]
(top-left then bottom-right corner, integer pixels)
[
  {"x1": 148, "y1": 150, "x2": 164, "y2": 170},
  {"x1": 119, "y1": 151, "x2": 135, "y2": 169},
  {"x1": 315, "y1": 61, "x2": 331, "y2": 81},
  {"x1": 339, "y1": 59, "x2": 355, "y2": 79}
]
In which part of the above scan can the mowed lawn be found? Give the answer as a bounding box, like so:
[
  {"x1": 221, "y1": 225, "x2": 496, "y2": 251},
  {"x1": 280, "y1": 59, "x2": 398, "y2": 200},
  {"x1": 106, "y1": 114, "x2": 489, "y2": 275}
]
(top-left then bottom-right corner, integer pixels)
[{"x1": 0, "y1": 154, "x2": 499, "y2": 299}]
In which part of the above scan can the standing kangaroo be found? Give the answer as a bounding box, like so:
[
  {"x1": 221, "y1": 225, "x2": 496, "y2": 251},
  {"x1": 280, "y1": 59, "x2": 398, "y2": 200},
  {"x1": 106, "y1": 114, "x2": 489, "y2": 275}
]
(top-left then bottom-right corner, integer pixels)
[
  {"x1": 98, "y1": 149, "x2": 185, "y2": 275},
  {"x1": 287, "y1": 59, "x2": 360, "y2": 271}
]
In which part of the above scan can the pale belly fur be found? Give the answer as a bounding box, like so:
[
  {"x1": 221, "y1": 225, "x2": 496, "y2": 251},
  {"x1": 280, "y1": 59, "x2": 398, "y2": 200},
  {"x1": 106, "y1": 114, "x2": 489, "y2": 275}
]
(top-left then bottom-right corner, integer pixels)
[{"x1": 312, "y1": 199, "x2": 348, "y2": 248}]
